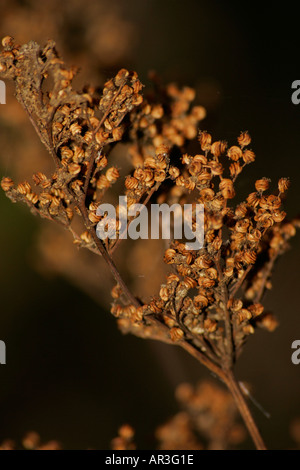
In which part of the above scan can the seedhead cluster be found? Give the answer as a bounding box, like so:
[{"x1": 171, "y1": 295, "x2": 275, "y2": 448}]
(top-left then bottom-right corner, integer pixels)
[{"x1": 0, "y1": 36, "x2": 298, "y2": 449}]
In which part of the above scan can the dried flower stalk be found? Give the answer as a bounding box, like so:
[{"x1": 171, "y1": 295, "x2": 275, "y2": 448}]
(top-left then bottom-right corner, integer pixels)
[{"x1": 1, "y1": 36, "x2": 298, "y2": 450}]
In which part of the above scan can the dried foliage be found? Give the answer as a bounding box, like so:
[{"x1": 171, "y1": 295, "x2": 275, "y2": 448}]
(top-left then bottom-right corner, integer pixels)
[{"x1": 0, "y1": 37, "x2": 298, "y2": 450}]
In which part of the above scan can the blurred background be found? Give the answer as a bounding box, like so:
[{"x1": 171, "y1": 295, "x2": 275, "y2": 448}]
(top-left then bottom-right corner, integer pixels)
[{"x1": 0, "y1": 0, "x2": 299, "y2": 449}]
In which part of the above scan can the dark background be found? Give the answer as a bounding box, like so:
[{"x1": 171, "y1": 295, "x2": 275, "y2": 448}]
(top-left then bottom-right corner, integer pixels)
[{"x1": 0, "y1": 0, "x2": 299, "y2": 449}]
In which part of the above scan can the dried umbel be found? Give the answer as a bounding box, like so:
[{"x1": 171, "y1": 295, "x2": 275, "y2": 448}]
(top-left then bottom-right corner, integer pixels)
[{"x1": 1, "y1": 37, "x2": 298, "y2": 451}]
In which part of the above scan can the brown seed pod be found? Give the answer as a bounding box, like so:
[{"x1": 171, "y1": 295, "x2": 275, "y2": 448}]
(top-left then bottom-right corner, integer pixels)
[
  {"x1": 243, "y1": 325, "x2": 255, "y2": 335},
  {"x1": 2, "y1": 36, "x2": 14, "y2": 48},
  {"x1": 237, "y1": 309, "x2": 252, "y2": 324},
  {"x1": 248, "y1": 303, "x2": 264, "y2": 317},
  {"x1": 183, "y1": 276, "x2": 197, "y2": 289},
  {"x1": 210, "y1": 140, "x2": 227, "y2": 157},
  {"x1": 159, "y1": 286, "x2": 169, "y2": 302},
  {"x1": 255, "y1": 312, "x2": 279, "y2": 331},
  {"x1": 242, "y1": 149, "x2": 256, "y2": 164},
  {"x1": 164, "y1": 248, "x2": 177, "y2": 264},
  {"x1": 17, "y1": 181, "x2": 31, "y2": 195},
  {"x1": 69, "y1": 122, "x2": 82, "y2": 136},
  {"x1": 241, "y1": 250, "x2": 257, "y2": 265},
  {"x1": 194, "y1": 254, "x2": 212, "y2": 269},
  {"x1": 1, "y1": 177, "x2": 14, "y2": 192},
  {"x1": 278, "y1": 177, "x2": 290, "y2": 193},
  {"x1": 235, "y1": 203, "x2": 248, "y2": 218},
  {"x1": 204, "y1": 318, "x2": 217, "y2": 333},
  {"x1": 227, "y1": 146, "x2": 242, "y2": 161},
  {"x1": 247, "y1": 192, "x2": 261, "y2": 207},
  {"x1": 68, "y1": 163, "x2": 81, "y2": 175},
  {"x1": 198, "y1": 131, "x2": 212, "y2": 151},
  {"x1": 96, "y1": 175, "x2": 110, "y2": 190},
  {"x1": 255, "y1": 177, "x2": 270, "y2": 192},
  {"x1": 170, "y1": 327, "x2": 184, "y2": 342},
  {"x1": 219, "y1": 179, "x2": 235, "y2": 199},
  {"x1": 194, "y1": 294, "x2": 209, "y2": 309},
  {"x1": 106, "y1": 167, "x2": 120, "y2": 183},
  {"x1": 169, "y1": 166, "x2": 180, "y2": 179},
  {"x1": 237, "y1": 131, "x2": 251, "y2": 148}
]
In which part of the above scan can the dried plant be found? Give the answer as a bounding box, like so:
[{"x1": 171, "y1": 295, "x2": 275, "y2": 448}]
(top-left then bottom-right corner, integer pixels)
[{"x1": 0, "y1": 36, "x2": 298, "y2": 450}]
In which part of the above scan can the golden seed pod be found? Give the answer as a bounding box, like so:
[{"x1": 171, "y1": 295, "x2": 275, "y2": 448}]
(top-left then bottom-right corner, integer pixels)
[
  {"x1": 219, "y1": 178, "x2": 235, "y2": 199},
  {"x1": 256, "y1": 312, "x2": 278, "y2": 332},
  {"x1": 183, "y1": 276, "x2": 197, "y2": 289},
  {"x1": 209, "y1": 161, "x2": 223, "y2": 176},
  {"x1": 170, "y1": 327, "x2": 184, "y2": 342},
  {"x1": 194, "y1": 294, "x2": 209, "y2": 308},
  {"x1": 228, "y1": 298, "x2": 243, "y2": 312},
  {"x1": 169, "y1": 166, "x2": 180, "y2": 179},
  {"x1": 229, "y1": 161, "x2": 242, "y2": 179},
  {"x1": 166, "y1": 273, "x2": 180, "y2": 284},
  {"x1": 88, "y1": 212, "x2": 101, "y2": 224},
  {"x1": 242, "y1": 149, "x2": 256, "y2": 164},
  {"x1": 198, "y1": 131, "x2": 211, "y2": 151},
  {"x1": 255, "y1": 177, "x2": 270, "y2": 192},
  {"x1": 247, "y1": 228, "x2": 262, "y2": 243},
  {"x1": 26, "y1": 192, "x2": 39, "y2": 204},
  {"x1": 95, "y1": 129, "x2": 110, "y2": 144},
  {"x1": 227, "y1": 146, "x2": 242, "y2": 161},
  {"x1": 125, "y1": 176, "x2": 139, "y2": 190},
  {"x1": 235, "y1": 202, "x2": 248, "y2": 218},
  {"x1": 206, "y1": 267, "x2": 218, "y2": 279},
  {"x1": 80, "y1": 231, "x2": 92, "y2": 244},
  {"x1": 237, "y1": 131, "x2": 251, "y2": 148},
  {"x1": 199, "y1": 188, "x2": 215, "y2": 201},
  {"x1": 66, "y1": 207, "x2": 73, "y2": 220},
  {"x1": 151, "y1": 104, "x2": 164, "y2": 119},
  {"x1": 198, "y1": 277, "x2": 215, "y2": 288},
  {"x1": 83, "y1": 131, "x2": 93, "y2": 144},
  {"x1": 39, "y1": 192, "x2": 52, "y2": 205},
  {"x1": 69, "y1": 122, "x2": 82, "y2": 136},
  {"x1": 191, "y1": 105, "x2": 206, "y2": 120},
  {"x1": 154, "y1": 169, "x2": 166, "y2": 182},
  {"x1": 17, "y1": 181, "x2": 31, "y2": 195},
  {"x1": 204, "y1": 318, "x2": 217, "y2": 333},
  {"x1": 96, "y1": 175, "x2": 110, "y2": 190},
  {"x1": 272, "y1": 210, "x2": 286, "y2": 223},
  {"x1": 2, "y1": 36, "x2": 14, "y2": 48},
  {"x1": 242, "y1": 250, "x2": 257, "y2": 265},
  {"x1": 278, "y1": 177, "x2": 290, "y2": 193},
  {"x1": 68, "y1": 163, "x2": 81, "y2": 175},
  {"x1": 189, "y1": 161, "x2": 202, "y2": 175},
  {"x1": 1, "y1": 177, "x2": 14, "y2": 191},
  {"x1": 237, "y1": 309, "x2": 252, "y2": 323},
  {"x1": 224, "y1": 266, "x2": 234, "y2": 277},
  {"x1": 194, "y1": 255, "x2": 212, "y2": 269},
  {"x1": 243, "y1": 325, "x2": 255, "y2": 335},
  {"x1": 248, "y1": 303, "x2": 264, "y2": 317},
  {"x1": 164, "y1": 248, "x2": 177, "y2": 264},
  {"x1": 210, "y1": 140, "x2": 227, "y2": 157},
  {"x1": 106, "y1": 167, "x2": 120, "y2": 183},
  {"x1": 60, "y1": 146, "x2": 73, "y2": 159},
  {"x1": 159, "y1": 286, "x2": 169, "y2": 302},
  {"x1": 235, "y1": 219, "x2": 250, "y2": 233},
  {"x1": 246, "y1": 192, "x2": 261, "y2": 207},
  {"x1": 114, "y1": 68, "x2": 129, "y2": 86}
]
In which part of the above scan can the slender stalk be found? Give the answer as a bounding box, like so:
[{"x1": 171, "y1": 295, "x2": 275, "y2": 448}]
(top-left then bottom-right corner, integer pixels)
[{"x1": 223, "y1": 369, "x2": 267, "y2": 450}]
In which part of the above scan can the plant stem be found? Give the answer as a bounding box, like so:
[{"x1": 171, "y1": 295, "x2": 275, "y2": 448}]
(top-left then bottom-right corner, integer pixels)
[{"x1": 223, "y1": 369, "x2": 267, "y2": 450}]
